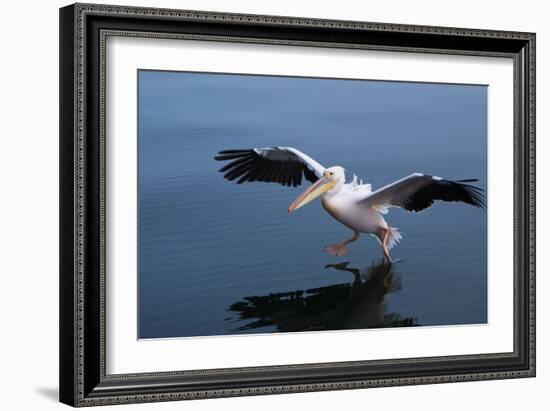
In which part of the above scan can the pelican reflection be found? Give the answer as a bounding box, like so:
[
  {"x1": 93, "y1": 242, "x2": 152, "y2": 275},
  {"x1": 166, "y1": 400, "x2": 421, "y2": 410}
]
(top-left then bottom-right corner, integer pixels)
[{"x1": 226, "y1": 259, "x2": 418, "y2": 333}]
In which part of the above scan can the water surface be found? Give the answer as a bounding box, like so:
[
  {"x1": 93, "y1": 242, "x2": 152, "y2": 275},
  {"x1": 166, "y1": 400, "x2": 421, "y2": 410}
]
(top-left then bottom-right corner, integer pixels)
[{"x1": 138, "y1": 70, "x2": 487, "y2": 339}]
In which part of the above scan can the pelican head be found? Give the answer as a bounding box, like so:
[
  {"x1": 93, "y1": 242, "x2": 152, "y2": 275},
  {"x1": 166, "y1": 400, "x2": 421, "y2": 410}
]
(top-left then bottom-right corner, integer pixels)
[{"x1": 288, "y1": 166, "x2": 345, "y2": 213}]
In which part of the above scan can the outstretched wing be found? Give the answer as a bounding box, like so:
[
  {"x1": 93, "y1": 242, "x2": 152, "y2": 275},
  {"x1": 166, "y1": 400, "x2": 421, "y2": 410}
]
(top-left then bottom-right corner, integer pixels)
[
  {"x1": 214, "y1": 147, "x2": 325, "y2": 187},
  {"x1": 359, "y1": 173, "x2": 486, "y2": 213}
]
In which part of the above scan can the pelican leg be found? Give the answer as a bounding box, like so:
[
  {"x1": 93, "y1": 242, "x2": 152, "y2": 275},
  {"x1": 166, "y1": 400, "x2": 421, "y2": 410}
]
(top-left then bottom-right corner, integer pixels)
[
  {"x1": 325, "y1": 230, "x2": 360, "y2": 257},
  {"x1": 381, "y1": 228, "x2": 393, "y2": 264}
]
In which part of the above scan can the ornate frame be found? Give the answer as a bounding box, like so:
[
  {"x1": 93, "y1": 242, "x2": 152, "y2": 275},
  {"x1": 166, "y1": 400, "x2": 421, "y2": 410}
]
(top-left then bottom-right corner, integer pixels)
[{"x1": 59, "y1": 3, "x2": 536, "y2": 407}]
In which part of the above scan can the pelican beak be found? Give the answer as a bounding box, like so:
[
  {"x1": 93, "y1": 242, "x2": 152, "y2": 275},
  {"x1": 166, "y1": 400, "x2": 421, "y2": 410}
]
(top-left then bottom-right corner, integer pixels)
[{"x1": 288, "y1": 177, "x2": 335, "y2": 213}]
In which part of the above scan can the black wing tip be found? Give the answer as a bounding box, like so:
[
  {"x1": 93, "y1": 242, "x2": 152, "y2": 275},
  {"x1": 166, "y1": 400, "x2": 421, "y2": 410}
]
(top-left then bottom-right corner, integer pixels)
[
  {"x1": 214, "y1": 149, "x2": 254, "y2": 161},
  {"x1": 214, "y1": 147, "x2": 314, "y2": 187},
  {"x1": 214, "y1": 149, "x2": 256, "y2": 182},
  {"x1": 455, "y1": 181, "x2": 487, "y2": 210},
  {"x1": 442, "y1": 177, "x2": 486, "y2": 209},
  {"x1": 403, "y1": 177, "x2": 487, "y2": 212},
  {"x1": 218, "y1": 149, "x2": 253, "y2": 154}
]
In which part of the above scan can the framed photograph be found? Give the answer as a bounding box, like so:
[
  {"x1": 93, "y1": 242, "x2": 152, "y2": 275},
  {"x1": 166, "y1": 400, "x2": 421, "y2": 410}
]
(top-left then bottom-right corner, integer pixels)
[{"x1": 59, "y1": 3, "x2": 535, "y2": 407}]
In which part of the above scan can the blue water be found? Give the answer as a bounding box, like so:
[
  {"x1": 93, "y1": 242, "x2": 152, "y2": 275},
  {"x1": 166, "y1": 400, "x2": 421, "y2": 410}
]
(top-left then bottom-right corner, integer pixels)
[{"x1": 138, "y1": 70, "x2": 487, "y2": 339}]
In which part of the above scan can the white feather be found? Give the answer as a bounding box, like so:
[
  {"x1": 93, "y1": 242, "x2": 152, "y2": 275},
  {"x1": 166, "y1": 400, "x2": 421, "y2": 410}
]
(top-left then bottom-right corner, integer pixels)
[
  {"x1": 373, "y1": 204, "x2": 390, "y2": 214},
  {"x1": 349, "y1": 174, "x2": 372, "y2": 193}
]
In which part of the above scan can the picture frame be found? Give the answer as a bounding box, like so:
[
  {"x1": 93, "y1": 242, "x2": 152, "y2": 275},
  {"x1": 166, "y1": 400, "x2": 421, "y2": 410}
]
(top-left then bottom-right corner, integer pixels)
[{"x1": 59, "y1": 2, "x2": 535, "y2": 407}]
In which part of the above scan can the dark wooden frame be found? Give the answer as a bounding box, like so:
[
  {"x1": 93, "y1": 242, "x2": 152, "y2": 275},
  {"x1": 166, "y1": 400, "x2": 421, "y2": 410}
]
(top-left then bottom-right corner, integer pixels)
[{"x1": 60, "y1": 3, "x2": 536, "y2": 407}]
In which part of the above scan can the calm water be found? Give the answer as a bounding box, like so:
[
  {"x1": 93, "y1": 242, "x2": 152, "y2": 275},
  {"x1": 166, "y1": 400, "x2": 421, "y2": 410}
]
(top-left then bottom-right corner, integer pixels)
[{"x1": 138, "y1": 70, "x2": 488, "y2": 339}]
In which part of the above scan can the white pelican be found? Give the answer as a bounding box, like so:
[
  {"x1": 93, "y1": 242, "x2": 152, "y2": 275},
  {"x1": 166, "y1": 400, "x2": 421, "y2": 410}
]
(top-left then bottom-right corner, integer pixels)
[{"x1": 215, "y1": 147, "x2": 485, "y2": 263}]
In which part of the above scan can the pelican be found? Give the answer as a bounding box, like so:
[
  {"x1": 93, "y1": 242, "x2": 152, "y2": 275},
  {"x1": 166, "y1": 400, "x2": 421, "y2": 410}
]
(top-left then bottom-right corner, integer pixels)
[{"x1": 215, "y1": 147, "x2": 485, "y2": 263}]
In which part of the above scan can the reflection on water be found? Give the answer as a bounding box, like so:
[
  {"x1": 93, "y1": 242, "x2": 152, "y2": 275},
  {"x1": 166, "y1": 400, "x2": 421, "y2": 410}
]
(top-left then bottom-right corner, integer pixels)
[{"x1": 227, "y1": 260, "x2": 418, "y2": 333}]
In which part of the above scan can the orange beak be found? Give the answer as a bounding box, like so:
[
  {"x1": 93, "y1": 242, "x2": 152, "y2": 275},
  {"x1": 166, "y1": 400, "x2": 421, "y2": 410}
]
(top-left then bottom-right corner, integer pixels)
[{"x1": 288, "y1": 177, "x2": 335, "y2": 213}]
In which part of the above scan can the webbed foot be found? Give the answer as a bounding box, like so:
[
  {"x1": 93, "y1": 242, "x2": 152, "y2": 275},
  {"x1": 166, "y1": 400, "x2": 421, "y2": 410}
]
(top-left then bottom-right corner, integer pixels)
[{"x1": 324, "y1": 243, "x2": 350, "y2": 257}]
